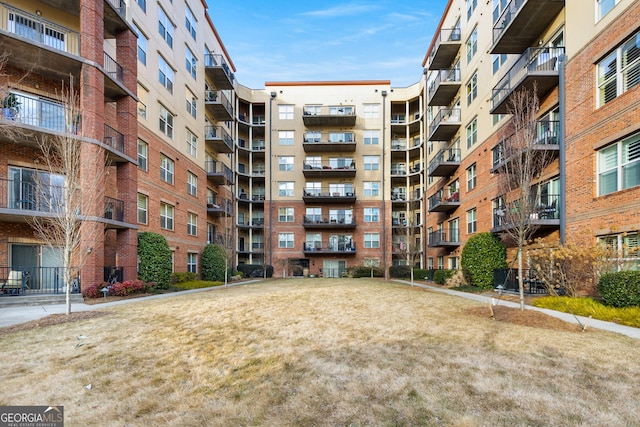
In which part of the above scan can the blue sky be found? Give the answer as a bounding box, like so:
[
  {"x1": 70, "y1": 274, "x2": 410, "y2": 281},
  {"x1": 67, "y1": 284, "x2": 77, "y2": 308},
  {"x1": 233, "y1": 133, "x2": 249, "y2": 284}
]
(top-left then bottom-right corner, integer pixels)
[{"x1": 206, "y1": 1, "x2": 445, "y2": 89}]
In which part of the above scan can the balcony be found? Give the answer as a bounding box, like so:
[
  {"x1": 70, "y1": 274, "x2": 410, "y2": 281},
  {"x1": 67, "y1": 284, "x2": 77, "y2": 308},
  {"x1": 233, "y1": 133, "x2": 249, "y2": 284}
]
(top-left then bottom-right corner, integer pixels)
[
  {"x1": 205, "y1": 161, "x2": 233, "y2": 186},
  {"x1": 491, "y1": 194, "x2": 560, "y2": 233},
  {"x1": 428, "y1": 68, "x2": 461, "y2": 106},
  {"x1": 303, "y1": 132, "x2": 356, "y2": 152},
  {"x1": 491, "y1": 47, "x2": 564, "y2": 114},
  {"x1": 204, "y1": 53, "x2": 235, "y2": 90},
  {"x1": 303, "y1": 241, "x2": 356, "y2": 255},
  {"x1": 0, "y1": 177, "x2": 64, "y2": 220},
  {"x1": 302, "y1": 105, "x2": 356, "y2": 126},
  {"x1": 303, "y1": 160, "x2": 356, "y2": 178},
  {"x1": 303, "y1": 189, "x2": 356, "y2": 204},
  {"x1": 391, "y1": 139, "x2": 407, "y2": 150},
  {"x1": 428, "y1": 108, "x2": 461, "y2": 141},
  {"x1": 205, "y1": 90, "x2": 234, "y2": 121},
  {"x1": 207, "y1": 196, "x2": 232, "y2": 216},
  {"x1": 428, "y1": 27, "x2": 462, "y2": 70},
  {"x1": 103, "y1": 0, "x2": 129, "y2": 38},
  {"x1": 428, "y1": 147, "x2": 461, "y2": 177},
  {"x1": 303, "y1": 214, "x2": 356, "y2": 229},
  {"x1": 428, "y1": 188, "x2": 460, "y2": 213},
  {"x1": 103, "y1": 52, "x2": 128, "y2": 101},
  {"x1": 492, "y1": 0, "x2": 565, "y2": 54},
  {"x1": 491, "y1": 120, "x2": 560, "y2": 172},
  {"x1": 204, "y1": 125, "x2": 233, "y2": 153},
  {"x1": 428, "y1": 229, "x2": 460, "y2": 247},
  {"x1": 103, "y1": 196, "x2": 126, "y2": 229}
]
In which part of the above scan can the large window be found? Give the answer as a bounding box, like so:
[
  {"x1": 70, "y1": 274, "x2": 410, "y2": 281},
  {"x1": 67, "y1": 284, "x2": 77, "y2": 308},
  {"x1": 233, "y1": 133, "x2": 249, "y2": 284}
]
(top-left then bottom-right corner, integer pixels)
[
  {"x1": 279, "y1": 105, "x2": 294, "y2": 120},
  {"x1": 363, "y1": 130, "x2": 379, "y2": 145},
  {"x1": 278, "y1": 130, "x2": 294, "y2": 145},
  {"x1": 160, "y1": 154, "x2": 174, "y2": 185},
  {"x1": 279, "y1": 207, "x2": 294, "y2": 222},
  {"x1": 599, "y1": 232, "x2": 640, "y2": 270},
  {"x1": 159, "y1": 105, "x2": 174, "y2": 138},
  {"x1": 133, "y1": 23, "x2": 147, "y2": 65},
  {"x1": 467, "y1": 208, "x2": 477, "y2": 234},
  {"x1": 466, "y1": 72, "x2": 477, "y2": 105},
  {"x1": 278, "y1": 156, "x2": 294, "y2": 171},
  {"x1": 160, "y1": 202, "x2": 174, "y2": 230},
  {"x1": 278, "y1": 181, "x2": 294, "y2": 197},
  {"x1": 158, "y1": 7, "x2": 174, "y2": 48},
  {"x1": 185, "y1": 5, "x2": 197, "y2": 40},
  {"x1": 363, "y1": 155, "x2": 380, "y2": 170},
  {"x1": 7, "y1": 167, "x2": 64, "y2": 212},
  {"x1": 186, "y1": 47, "x2": 197, "y2": 79},
  {"x1": 364, "y1": 181, "x2": 379, "y2": 197},
  {"x1": 187, "y1": 172, "x2": 197, "y2": 196},
  {"x1": 137, "y1": 139, "x2": 148, "y2": 171},
  {"x1": 597, "y1": 0, "x2": 618, "y2": 21},
  {"x1": 363, "y1": 104, "x2": 379, "y2": 118},
  {"x1": 364, "y1": 207, "x2": 379, "y2": 222},
  {"x1": 186, "y1": 129, "x2": 197, "y2": 157},
  {"x1": 364, "y1": 233, "x2": 380, "y2": 249},
  {"x1": 137, "y1": 193, "x2": 148, "y2": 224},
  {"x1": 158, "y1": 56, "x2": 174, "y2": 93},
  {"x1": 466, "y1": 163, "x2": 476, "y2": 191},
  {"x1": 466, "y1": 26, "x2": 477, "y2": 63},
  {"x1": 466, "y1": 117, "x2": 478, "y2": 148},
  {"x1": 597, "y1": 132, "x2": 640, "y2": 195},
  {"x1": 187, "y1": 252, "x2": 197, "y2": 273},
  {"x1": 492, "y1": 53, "x2": 508, "y2": 74},
  {"x1": 187, "y1": 212, "x2": 197, "y2": 236},
  {"x1": 279, "y1": 233, "x2": 294, "y2": 248},
  {"x1": 597, "y1": 29, "x2": 640, "y2": 107}
]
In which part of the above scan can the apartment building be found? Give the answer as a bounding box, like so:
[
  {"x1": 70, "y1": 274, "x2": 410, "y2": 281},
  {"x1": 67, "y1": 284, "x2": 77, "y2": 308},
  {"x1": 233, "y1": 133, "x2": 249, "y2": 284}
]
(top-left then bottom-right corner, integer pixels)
[{"x1": 0, "y1": 0, "x2": 138, "y2": 291}]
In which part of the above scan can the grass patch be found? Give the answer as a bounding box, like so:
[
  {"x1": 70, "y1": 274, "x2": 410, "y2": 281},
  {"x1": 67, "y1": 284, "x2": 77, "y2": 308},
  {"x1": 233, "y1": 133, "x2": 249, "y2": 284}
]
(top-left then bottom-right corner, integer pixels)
[
  {"x1": 172, "y1": 280, "x2": 223, "y2": 290},
  {"x1": 533, "y1": 296, "x2": 640, "y2": 328},
  {"x1": 450, "y1": 285, "x2": 488, "y2": 293}
]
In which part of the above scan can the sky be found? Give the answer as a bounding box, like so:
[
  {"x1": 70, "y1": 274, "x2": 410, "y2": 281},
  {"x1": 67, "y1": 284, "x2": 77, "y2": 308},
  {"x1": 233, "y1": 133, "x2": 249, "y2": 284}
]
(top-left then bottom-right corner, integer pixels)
[{"x1": 205, "y1": 1, "x2": 445, "y2": 89}]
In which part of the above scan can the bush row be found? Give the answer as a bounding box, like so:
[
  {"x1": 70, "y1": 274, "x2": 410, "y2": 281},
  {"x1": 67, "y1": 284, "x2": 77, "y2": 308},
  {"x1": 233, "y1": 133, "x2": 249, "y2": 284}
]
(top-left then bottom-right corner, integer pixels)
[
  {"x1": 82, "y1": 280, "x2": 156, "y2": 298},
  {"x1": 597, "y1": 271, "x2": 640, "y2": 308}
]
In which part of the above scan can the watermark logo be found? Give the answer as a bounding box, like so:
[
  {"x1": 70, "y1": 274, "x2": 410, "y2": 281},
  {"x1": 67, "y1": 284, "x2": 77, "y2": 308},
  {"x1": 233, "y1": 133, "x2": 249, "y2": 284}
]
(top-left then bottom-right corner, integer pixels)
[{"x1": 0, "y1": 406, "x2": 63, "y2": 427}]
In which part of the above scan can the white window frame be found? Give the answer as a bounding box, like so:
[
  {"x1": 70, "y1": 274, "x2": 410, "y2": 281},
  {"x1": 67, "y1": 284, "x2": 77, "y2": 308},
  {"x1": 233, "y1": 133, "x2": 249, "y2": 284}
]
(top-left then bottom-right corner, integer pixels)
[
  {"x1": 160, "y1": 154, "x2": 174, "y2": 185},
  {"x1": 466, "y1": 71, "x2": 477, "y2": 106},
  {"x1": 363, "y1": 129, "x2": 379, "y2": 145},
  {"x1": 185, "y1": 5, "x2": 197, "y2": 40},
  {"x1": 186, "y1": 128, "x2": 197, "y2": 157},
  {"x1": 278, "y1": 105, "x2": 294, "y2": 120},
  {"x1": 467, "y1": 163, "x2": 476, "y2": 190},
  {"x1": 137, "y1": 139, "x2": 148, "y2": 171},
  {"x1": 158, "y1": 7, "x2": 174, "y2": 48},
  {"x1": 186, "y1": 46, "x2": 197, "y2": 79},
  {"x1": 279, "y1": 233, "x2": 294, "y2": 248},
  {"x1": 278, "y1": 130, "x2": 294, "y2": 145},
  {"x1": 158, "y1": 56, "x2": 174, "y2": 93},
  {"x1": 364, "y1": 181, "x2": 379, "y2": 197},
  {"x1": 278, "y1": 156, "x2": 294, "y2": 171},
  {"x1": 137, "y1": 193, "x2": 148, "y2": 224},
  {"x1": 187, "y1": 172, "x2": 197, "y2": 196},
  {"x1": 133, "y1": 23, "x2": 147, "y2": 65},
  {"x1": 279, "y1": 207, "x2": 294, "y2": 222},
  {"x1": 597, "y1": 29, "x2": 640, "y2": 107},
  {"x1": 187, "y1": 212, "x2": 198, "y2": 236},
  {"x1": 597, "y1": 132, "x2": 640, "y2": 196},
  {"x1": 364, "y1": 207, "x2": 379, "y2": 222},
  {"x1": 467, "y1": 208, "x2": 477, "y2": 234},
  {"x1": 466, "y1": 117, "x2": 478, "y2": 148},
  {"x1": 363, "y1": 155, "x2": 380, "y2": 171},
  {"x1": 278, "y1": 181, "x2": 294, "y2": 197},
  {"x1": 160, "y1": 202, "x2": 174, "y2": 230},
  {"x1": 363, "y1": 104, "x2": 379, "y2": 118},
  {"x1": 466, "y1": 26, "x2": 477, "y2": 63},
  {"x1": 364, "y1": 233, "x2": 380, "y2": 249},
  {"x1": 187, "y1": 252, "x2": 197, "y2": 273},
  {"x1": 159, "y1": 105, "x2": 174, "y2": 139}
]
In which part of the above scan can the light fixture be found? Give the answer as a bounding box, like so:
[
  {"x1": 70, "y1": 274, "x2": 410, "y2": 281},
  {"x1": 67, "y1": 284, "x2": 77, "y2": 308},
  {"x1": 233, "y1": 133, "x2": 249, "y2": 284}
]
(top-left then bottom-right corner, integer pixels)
[{"x1": 36, "y1": 10, "x2": 42, "y2": 16}]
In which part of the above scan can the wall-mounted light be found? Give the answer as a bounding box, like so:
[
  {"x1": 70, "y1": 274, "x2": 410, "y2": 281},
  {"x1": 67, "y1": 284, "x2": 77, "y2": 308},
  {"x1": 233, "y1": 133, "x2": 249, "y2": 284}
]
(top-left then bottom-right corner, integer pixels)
[
  {"x1": 87, "y1": 247, "x2": 92, "y2": 254},
  {"x1": 35, "y1": 10, "x2": 42, "y2": 16}
]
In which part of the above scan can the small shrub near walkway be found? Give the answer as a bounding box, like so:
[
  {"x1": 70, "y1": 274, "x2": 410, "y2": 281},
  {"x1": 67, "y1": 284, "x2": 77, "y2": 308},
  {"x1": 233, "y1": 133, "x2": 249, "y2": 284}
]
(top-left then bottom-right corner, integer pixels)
[{"x1": 533, "y1": 296, "x2": 640, "y2": 328}]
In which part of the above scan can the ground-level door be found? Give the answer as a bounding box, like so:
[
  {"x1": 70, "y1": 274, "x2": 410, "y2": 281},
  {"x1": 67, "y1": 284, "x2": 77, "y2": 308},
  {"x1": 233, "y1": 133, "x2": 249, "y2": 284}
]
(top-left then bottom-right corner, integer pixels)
[
  {"x1": 323, "y1": 260, "x2": 346, "y2": 278},
  {"x1": 11, "y1": 244, "x2": 64, "y2": 293}
]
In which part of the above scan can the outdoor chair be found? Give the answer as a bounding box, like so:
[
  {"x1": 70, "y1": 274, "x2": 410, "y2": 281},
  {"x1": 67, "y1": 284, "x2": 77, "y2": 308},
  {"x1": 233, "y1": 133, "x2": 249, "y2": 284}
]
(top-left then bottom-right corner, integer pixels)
[{"x1": 1, "y1": 270, "x2": 28, "y2": 295}]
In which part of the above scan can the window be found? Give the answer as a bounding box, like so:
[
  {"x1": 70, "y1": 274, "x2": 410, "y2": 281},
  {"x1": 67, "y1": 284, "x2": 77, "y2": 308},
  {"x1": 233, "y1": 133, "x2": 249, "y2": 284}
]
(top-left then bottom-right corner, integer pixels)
[
  {"x1": 279, "y1": 105, "x2": 294, "y2": 120},
  {"x1": 137, "y1": 193, "x2": 148, "y2": 224},
  {"x1": 364, "y1": 181, "x2": 379, "y2": 197},
  {"x1": 597, "y1": 29, "x2": 640, "y2": 107},
  {"x1": 492, "y1": 0, "x2": 508, "y2": 23},
  {"x1": 279, "y1": 207, "x2": 294, "y2": 222},
  {"x1": 363, "y1": 155, "x2": 380, "y2": 170},
  {"x1": 492, "y1": 53, "x2": 508, "y2": 74},
  {"x1": 137, "y1": 139, "x2": 148, "y2": 171},
  {"x1": 158, "y1": 56, "x2": 174, "y2": 93},
  {"x1": 278, "y1": 156, "x2": 294, "y2": 171},
  {"x1": 159, "y1": 105, "x2": 174, "y2": 138},
  {"x1": 136, "y1": 0, "x2": 146, "y2": 12},
  {"x1": 306, "y1": 233, "x2": 321, "y2": 250},
  {"x1": 364, "y1": 207, "x2": 379, "y2": 222},
  {"x1": 467, "y1": 163, "x2": 476, "y2": 190},
  {"x1": 187, "y1": 172, "x2": 197, "y2": 196},
  {"x1": 158, "y1": 7, "x2": 174, "y2": 47},
  {"x1": 466, "y1": 117, "x2": 478, "y2": 148},
  {"x1": 597, "y1": 0, "x2": 618, "y2": 21},
  {"x1": 278, "y1": 130, "x2": 294, "y2": 145},
  {"x1": 278, "y1": 181, "x2": 294, "y2": 197},
  {"x1": 133, "y1": 23, "x2": 147, "y2": 65},
  {"x1": 599, "y1": 232, "x2": 640, "y2": 270},
  {"x1": 160, "y1": 154, "x2": 174, "y2": 184},
  {"x1": 467, "y1": 0, "x2": 477, "y2": 19},
  {"x1": 466, "y1": 26, "x2": 477, "y2": 63},
  {"x1": 186, "y1": 88, "x2": 197, "y2": 118},
  {"x1": 363, "y1": 104, "x2": 379, "y2": 118},
  {"x1": 187, "y1": 212, "x2": 198, "y2": 236},
  {"x1": 466, "y1": 72, "x2": 477, "y2": 105},
  {"x1": 137, "y1": 83, "x2": 147, "y2": 119},
  {"x1": 185, "y1": 47, "x2": 197, "y2": 79},
  {"x1": 467, "y1": 208, "x2": 477, "y2": 234},
  {"x1": 364, "y1": 233, "x2": 380, "y2": 249},
  {"x1": 363, "y1": 130, "x2": 379, "y2": 145},
  {"x1": 187, "y1": 253, "x2": 197, "y2": 273},
  {"x1": 207, "y1": 223, "x2": 215, "y2": 244},
  {"x1": 598, "y1": 132, "x2": 640, "y2": 195},
  {"x1": 160, "y1": 202, "x2": 174, "y2": 230},
  {"x1": 438, "y1": 256, "x2": 444, "y2": 269},
  {"x1": 279, "y1": 233, "x2": 294, "y2": 248},
  {"x1": 185, "y1": 5, "x2": 197, "y2": 40},
  {"x1": 186, "y1": 129, "x2": 197, "y2": 157}
]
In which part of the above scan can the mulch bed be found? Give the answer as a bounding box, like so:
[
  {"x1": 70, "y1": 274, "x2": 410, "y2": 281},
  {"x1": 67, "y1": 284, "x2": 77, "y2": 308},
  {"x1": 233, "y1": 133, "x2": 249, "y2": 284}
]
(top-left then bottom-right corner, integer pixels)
[{"x1": 0, "y1": 311, "x2": 110, "y2": 337}]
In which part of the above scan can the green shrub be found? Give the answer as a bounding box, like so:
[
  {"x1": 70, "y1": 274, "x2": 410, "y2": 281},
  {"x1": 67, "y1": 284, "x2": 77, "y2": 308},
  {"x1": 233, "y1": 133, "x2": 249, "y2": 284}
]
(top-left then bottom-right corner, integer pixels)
[
  {"x1": 597, "y1": 271, "x2": 640, "y2": 308},
  {"x1": 237, "y1": 264, "x2": 273, "y2": 278},
  {"x1": 413, "y1": 268, "x2": 431, "y2": 281},
  {"x1": 171, "y1": 272, "x2": 198, "y2": 284},
  {"x1": 433, "y1": 269, "x2": 456, "y2": 285},
  {"x1": 349, "y1": 265, "x2": 383, "y2": 278},
  {"x1": 201, "y1": 244, "x2": 231, "y2": 282},
  {"x1": 138, "y1": 232, "x2": 172, "y2": 289},
  {"x1": 461, "y1": 232, "x2": 507, "y2": 288},
  {"x1": 173, "y1": 280, "x2": 223, "y2": 290},
  {"x1": 533, "y1": 296, "x2": 640, "y2": 328},
  {"x1": 389, "y1": 265, "x2": 411, "y2": 278}
]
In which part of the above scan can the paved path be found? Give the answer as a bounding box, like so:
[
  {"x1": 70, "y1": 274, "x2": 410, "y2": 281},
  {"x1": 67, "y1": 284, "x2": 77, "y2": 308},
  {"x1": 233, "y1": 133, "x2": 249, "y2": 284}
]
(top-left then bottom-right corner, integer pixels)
[
  {"x1": 2, "y1": 279, "x2": 639, "y2": 340},
  {"x1": 395, "y1": 280, "x2": 640, "y2": 340}
]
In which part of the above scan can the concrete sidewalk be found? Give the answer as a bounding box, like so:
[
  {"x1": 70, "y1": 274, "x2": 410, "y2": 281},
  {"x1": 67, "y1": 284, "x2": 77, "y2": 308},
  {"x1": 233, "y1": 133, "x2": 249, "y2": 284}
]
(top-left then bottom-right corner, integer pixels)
[{"x1": 396, "y1": 280, "x2": 640, "y2": 340}]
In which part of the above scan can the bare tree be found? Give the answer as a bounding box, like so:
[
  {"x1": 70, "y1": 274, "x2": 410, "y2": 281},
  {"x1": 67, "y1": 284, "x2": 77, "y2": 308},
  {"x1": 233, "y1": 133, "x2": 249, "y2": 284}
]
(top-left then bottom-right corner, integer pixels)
[
  {"x1": 29, "y1": 77, "x2": 105, "y2": 315},
  {"x1": 0, "y1": 49, "x2": 31, "y2": 142},
  {"x1": 496, "y1": 84, "x2": 555, "y2": 310},
  {"x1": 393, "y1": 219, "x2": 422, "y2": 286}
]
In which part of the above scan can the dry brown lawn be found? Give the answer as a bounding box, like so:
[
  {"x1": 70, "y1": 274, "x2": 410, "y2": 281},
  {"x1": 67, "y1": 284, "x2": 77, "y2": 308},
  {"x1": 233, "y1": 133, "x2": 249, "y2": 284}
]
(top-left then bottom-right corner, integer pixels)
[{"x1": 1, "y1": 279, "x2": 639, "y2": 426}]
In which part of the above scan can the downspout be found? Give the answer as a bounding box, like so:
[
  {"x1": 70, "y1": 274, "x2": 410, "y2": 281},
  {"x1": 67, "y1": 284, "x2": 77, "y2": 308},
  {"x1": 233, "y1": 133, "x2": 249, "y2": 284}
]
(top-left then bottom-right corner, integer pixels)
[
  {"x1": 381, "y1": 90, "x2": 388, "y2": 279},
  {"x1": 558, "y1": 54, "x2": 566, "y2": 245}
]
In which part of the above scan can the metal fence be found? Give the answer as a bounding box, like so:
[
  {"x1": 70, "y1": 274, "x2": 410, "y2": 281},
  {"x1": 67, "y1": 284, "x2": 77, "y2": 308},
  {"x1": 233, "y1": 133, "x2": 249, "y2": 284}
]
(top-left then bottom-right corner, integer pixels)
[{"x1": 0, "y1": 266, "x2": 80, "y2": 295}]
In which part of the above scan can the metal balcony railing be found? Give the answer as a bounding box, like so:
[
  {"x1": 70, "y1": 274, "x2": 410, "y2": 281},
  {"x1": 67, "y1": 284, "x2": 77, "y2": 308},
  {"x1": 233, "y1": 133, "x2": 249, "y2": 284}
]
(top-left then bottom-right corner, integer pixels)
[
  {"x1": 428, "y1": 147, "x2": 461, "y2": 176},
  {"x1": 104, "y1": 52, "x2": 123, "y2": 84},
  {"x1": 205, "y1": 160, "x2": 233, "y2": 183},
  {"x1": 5, "y1": 93, "x2": 80, "y2": 134},
  {"x1": 204, "y1": 53, "x2": 235, "y2": 85},
  {"x1": 104, "y1": 124, "x2": 125, "y2": 153},
  {"x1": 204, "y1": 125, "x2": 233, "y2": 151},
  {"x1": 104, "y1": 196, "x2": 124, "y2": 221},
  {"x1": 0, "y1": 266, "x2": 80, "y2": 295},
  {"x1": 428, "y1": 229, "x2": 460, "y2": 246},
  {"x1": 492, "y1": 194, "x2": 560, "y2": 228},
  {"x1": 303, "y1": 242, "x2": 356, "y2": 252}
]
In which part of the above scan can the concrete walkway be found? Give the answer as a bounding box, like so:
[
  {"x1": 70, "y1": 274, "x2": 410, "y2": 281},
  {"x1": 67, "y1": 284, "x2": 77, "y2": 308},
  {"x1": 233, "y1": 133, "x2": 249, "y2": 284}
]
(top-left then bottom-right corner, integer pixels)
[
  {"x1": 2, "y1": 279, "x2": 639, "y2": 340},
  {"x1": 395, "y1": 280, "x2": 640, "y2": 340}
]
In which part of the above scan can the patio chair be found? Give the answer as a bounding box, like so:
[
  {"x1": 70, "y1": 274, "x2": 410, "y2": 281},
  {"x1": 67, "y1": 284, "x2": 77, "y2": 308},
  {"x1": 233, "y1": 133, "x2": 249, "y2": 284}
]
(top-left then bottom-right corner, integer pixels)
[{"x1": 2, "y1": 270, "x2": 25, "y2": 295}]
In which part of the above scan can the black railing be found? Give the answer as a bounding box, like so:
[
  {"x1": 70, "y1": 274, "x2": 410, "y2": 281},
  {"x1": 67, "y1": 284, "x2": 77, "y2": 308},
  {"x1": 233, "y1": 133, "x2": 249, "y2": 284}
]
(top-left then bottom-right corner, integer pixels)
[
  {"x1": 492, "y1": 194, "x2": 560, "y2": 228},
  {"x1": 103, "y1": 266, "x2": 123, "y2": 284},
  {"x1": 104, "y1": 124, "x2": 125, "y2": 153},
  {"x1": 303, "y1": 214, "x2": 355, "y2": 225},
  {"x1": 303, "y1": 242, "x2": 356, "y2": 252},
  {"x1": 493, "y1": 268, "x2": 548, "y2": 294},
  {"x1": 0, "y1": 177, "x2": 65, "y2": 213},
  {"x1": 104, "y1": 196, "x2": 124, "y2": 221},
  {"x1": 104, "y1": 51, "x2": 123, "y2": 83},
  {"x1": 1, "y1": 266, "x2": 80, "y2": 295}
]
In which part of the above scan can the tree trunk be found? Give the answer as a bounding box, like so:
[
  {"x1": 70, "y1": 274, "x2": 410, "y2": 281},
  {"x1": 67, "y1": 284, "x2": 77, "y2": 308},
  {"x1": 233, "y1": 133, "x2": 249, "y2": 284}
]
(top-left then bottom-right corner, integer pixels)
[{"x1": 518, "y1": 247, "x2": 525, "y2": 310}]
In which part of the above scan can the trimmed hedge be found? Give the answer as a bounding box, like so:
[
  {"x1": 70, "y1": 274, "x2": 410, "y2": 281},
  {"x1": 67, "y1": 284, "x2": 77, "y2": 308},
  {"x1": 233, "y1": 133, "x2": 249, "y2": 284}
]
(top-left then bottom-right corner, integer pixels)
[
  {"x1": 138, "y1": 232, "x2": 172, "y2": 289},
  {"x1": 389, "y1": 265, "x2": 411, "y2": 278},
  {"x1": 171, "y1": 272, "x2": 198, "y2": 284},
  {"x1": 461, "y1": 232, "x2": 507, "y2": 288},
  {"x1": 349, "y1": 266, "x2": 384, "y2": 278},
  {"x1": 597, "y1": 271, "x2": 640, "y2": 308},
  {"x1": 237, "y1": 264, "x2": 273, "y2": 278},
  {"x1": 433, "y1": 269, "x2": 456, "y2": 285},
  {"x1": 201, "y1": 244, "x2": 231, "y2": 282}
]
